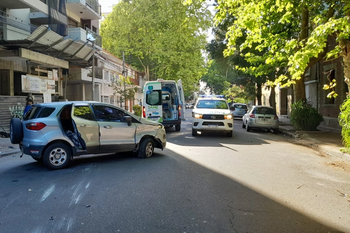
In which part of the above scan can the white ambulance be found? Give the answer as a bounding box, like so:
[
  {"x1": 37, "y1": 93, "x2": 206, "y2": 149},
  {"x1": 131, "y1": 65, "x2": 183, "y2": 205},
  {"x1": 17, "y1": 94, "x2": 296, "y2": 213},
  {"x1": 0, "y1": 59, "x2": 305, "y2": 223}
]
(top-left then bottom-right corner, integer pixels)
[{"x1": 142, "y1": 79, "x2": 185, "y2": 131}]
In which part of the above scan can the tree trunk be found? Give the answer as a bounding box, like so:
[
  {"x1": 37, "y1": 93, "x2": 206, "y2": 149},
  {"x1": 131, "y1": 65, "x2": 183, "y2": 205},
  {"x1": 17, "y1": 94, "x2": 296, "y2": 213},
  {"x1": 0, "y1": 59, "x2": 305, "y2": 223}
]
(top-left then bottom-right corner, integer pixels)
[
  {"x1": 342, "y1": 42, "x2": 350, "y2": 96},
  {"x1": 256, "y1": 83, "x2": 262, "y2": 105},
  {"x1": 269, "y1": 86, "x2": 276, "y2": 109},
  {"x1": 294, "y1": 6, "x2": 309, "y2": 101}
]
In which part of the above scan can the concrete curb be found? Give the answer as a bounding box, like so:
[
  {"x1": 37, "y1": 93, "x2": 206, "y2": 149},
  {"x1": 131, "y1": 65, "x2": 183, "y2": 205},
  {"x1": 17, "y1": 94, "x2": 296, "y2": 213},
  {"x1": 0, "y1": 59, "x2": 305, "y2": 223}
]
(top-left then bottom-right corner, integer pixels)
[
  {"x1": 279, "y1": 127, "x2": 350, "y2": 162},
  {"x1": 0, "y1": 149, "x2": 21, "y2": 158}
]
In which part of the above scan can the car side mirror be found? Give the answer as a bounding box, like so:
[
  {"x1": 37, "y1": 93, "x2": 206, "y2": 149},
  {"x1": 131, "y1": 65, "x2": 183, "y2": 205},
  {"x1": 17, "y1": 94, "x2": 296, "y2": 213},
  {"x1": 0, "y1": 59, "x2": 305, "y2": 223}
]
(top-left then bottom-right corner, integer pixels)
[{"x1": 123, "y1": 116, "x2": 132, "y2": 126}]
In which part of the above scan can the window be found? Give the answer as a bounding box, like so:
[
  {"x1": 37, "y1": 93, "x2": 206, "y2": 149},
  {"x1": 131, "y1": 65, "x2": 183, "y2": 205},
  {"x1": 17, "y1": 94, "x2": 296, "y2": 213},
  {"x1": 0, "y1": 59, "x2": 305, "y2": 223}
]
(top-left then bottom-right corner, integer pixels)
[
  {"x1": 254, "y1": 107, "x2": 276, "y2": 115},
  {"x1": 197, "y1": 100, "x2": 228, "y2": 109},
  {"x1": 24, "y1": 107, "x2": 55, "y2": 120},
  {"x1": 146, "y1": 90, "x2": 162, "y2": 105},
  {"x1": 73, "y1": 106, "x2": 94, "y2": 120},
  {"x1": 93, "y1": 105, "x2": 125, "y2": 122}
]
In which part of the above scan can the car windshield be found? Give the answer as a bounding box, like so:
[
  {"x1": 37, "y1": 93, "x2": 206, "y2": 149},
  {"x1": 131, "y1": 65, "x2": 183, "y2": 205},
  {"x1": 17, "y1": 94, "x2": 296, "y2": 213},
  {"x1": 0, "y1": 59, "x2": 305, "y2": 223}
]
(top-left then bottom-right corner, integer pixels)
[
  {"x1": 196, "y1": 100, "x2": 228, "y2": 109},
  {"x1": 254, "y1": 107, "x2": 276, "y2": 115},
  {"x1": 233, "y1": 104, "x2": 247, "y2": 109}
]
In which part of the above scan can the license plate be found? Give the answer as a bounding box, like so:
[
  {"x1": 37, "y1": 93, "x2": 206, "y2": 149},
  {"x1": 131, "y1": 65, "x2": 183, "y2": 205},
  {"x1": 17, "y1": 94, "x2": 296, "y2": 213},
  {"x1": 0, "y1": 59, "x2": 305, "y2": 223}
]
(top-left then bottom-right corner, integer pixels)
[{"x1": 208, "y1": 124, "x2": 218, "y2": 127}]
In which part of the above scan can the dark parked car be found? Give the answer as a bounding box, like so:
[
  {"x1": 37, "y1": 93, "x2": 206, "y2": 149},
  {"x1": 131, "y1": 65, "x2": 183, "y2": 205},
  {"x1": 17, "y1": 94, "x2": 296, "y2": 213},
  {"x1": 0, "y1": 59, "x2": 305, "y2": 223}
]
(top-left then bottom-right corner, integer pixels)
[{"x1": 10, "y1": 101, "x2": 166, "y2": 169}]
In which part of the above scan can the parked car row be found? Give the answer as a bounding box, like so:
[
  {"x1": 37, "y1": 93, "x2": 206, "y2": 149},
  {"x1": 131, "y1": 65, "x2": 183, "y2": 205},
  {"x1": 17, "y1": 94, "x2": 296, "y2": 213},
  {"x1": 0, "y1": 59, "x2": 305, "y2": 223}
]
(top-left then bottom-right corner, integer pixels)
[
  {"x1": 9, "y1": 98, "x2": 279, "y2": 170},
  {"x1": 190, "y1": 96, "x2": 279, "y2": 137}
]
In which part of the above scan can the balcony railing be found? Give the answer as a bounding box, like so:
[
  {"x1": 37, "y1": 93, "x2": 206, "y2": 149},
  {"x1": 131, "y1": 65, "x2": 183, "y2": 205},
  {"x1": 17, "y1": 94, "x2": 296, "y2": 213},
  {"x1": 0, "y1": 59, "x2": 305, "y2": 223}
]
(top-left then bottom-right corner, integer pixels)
[
  {"x1": 86, "y1": 0, "x2": 101, "y2": 17},
  {"x1": 86, "y1": 27, "x2": 102, "y2": 47},
  {"x1": 0, "y1": 10, "x2": 38, "y2": 40},
  {"x1": 66, "y1": 0, "x2": 101, "y2": 17}
]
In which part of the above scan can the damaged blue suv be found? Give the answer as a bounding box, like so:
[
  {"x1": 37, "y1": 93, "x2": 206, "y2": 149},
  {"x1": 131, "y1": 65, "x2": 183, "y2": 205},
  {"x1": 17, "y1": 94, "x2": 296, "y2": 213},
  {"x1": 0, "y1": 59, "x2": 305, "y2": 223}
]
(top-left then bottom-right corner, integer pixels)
[{"x1": 10, "y1": 101, "x2": 166, "y2": 170}]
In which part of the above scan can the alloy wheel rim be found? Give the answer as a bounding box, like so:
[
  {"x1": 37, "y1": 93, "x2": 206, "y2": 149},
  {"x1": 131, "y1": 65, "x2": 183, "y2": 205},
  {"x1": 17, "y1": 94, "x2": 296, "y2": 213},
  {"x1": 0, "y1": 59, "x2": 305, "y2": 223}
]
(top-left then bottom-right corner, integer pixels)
[
  {"x1": 49, "y1": 148, "x2": 67, "y2": 166},
  {"x1": 145, "y1": 142, "x2": 153, "y2": 157}
]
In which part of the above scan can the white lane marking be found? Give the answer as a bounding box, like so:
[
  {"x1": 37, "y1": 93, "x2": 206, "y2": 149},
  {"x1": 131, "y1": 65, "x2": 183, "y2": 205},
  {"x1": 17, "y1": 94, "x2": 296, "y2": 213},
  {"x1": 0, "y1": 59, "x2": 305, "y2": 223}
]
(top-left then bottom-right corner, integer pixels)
[
  {"x1": 69, "y1": 182, "x2": 83, "y2": 207},
  {"x1": 40, "y1": 184, "x2": 55, "y2": 202}
]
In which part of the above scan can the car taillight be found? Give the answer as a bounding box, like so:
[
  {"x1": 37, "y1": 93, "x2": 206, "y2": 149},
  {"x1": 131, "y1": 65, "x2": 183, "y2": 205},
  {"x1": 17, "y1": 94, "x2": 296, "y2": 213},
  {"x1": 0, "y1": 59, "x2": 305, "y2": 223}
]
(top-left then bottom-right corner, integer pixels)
[
  {"x1": 143, "y1": 106, "x2": 146, "y2": 118},
  {"x1": 178, "y1": 106, "x2": 181, "y2": 117},
  {"x1": 26, "y1": 122, "x2": 46, "y2": 131},
  {"x1": 249, "y1": 114, "x2": 255, "y2": 118},
  {"x1": 274, "y1": 115, "x2": 278, "y2": 120}
]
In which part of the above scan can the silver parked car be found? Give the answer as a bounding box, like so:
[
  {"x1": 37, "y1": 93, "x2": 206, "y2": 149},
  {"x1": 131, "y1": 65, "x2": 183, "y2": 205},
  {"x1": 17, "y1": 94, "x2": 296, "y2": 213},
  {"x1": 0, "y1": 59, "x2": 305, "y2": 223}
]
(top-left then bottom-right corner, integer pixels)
[
  {"x1": 10, "y1": 101, "x2": 166, "y2": 169},
  {"x1": 242, "y1": 105, "x2": 279, "y2": 133},
  {"x1": 230, "y1": 103, "x2": 248, "y2": 118}
]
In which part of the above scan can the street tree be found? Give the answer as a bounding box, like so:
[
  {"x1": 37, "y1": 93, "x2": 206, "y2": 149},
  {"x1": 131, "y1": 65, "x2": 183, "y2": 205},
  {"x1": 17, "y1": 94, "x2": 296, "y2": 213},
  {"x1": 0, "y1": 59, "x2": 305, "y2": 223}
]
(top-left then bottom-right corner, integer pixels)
[
  {"x1": 100, "y1": 0, "x2": 211, "y2": 95},
  {"x1": 113, "y1": 75, "x2": 140, "y2": 110},
  {"x1": 214, "y1": 0, "x2": 350, "y2": 101}
]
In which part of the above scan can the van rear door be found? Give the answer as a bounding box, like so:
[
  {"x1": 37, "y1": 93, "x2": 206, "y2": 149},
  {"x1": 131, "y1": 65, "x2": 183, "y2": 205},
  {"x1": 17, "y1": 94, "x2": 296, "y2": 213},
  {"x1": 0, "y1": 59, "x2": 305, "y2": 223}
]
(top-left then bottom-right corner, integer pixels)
[
  {"x1": 143, "y1": 82, "x2": 163, "y2": 122},
  {"x1": 177, "y1": 79, "x2": 186, "y2": 121}
]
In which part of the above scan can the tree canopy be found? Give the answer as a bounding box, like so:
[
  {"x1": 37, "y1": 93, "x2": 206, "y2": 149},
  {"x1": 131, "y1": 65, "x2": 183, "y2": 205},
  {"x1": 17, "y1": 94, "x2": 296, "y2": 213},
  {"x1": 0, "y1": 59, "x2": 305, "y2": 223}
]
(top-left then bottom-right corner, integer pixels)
[
  {"x1": 214, "y1": 0, "x2": 350, "y2": 99},
  {"x1": 100, "y1": 0, "x2": 211, "y2": 97}
]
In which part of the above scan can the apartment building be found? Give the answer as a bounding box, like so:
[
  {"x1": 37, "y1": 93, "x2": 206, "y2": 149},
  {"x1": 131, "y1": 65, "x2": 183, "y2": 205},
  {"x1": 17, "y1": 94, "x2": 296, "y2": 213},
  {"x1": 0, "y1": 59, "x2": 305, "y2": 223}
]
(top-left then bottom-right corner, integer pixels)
[{"x1": 0, "y1": 0, "x2": 143, "y2": 131}]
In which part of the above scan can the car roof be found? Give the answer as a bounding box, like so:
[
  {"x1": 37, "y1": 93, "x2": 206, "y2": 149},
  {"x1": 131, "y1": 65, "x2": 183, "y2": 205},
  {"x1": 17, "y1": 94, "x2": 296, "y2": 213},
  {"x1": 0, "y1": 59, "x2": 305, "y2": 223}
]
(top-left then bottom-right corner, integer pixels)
[
  {"x1": 32, "y1": 101, "x2": 114, "y2": 108},
  {"x1": 252, "y1": 105, "x2": 275, "y2": 108}
]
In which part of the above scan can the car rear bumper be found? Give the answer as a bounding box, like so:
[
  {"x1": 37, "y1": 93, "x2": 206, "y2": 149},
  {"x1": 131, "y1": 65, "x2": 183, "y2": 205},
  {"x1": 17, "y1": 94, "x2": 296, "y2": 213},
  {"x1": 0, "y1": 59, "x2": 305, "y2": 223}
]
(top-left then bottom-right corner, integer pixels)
[
  {"x1": 162, "y1": 119, "x2": 181, "y2": 126},
  {"x1": 20, "y1": 143, "x2": 45, "y2": 159},
  {"x1": 248, "y1": 120, "x2": 279, "y2": 129}
]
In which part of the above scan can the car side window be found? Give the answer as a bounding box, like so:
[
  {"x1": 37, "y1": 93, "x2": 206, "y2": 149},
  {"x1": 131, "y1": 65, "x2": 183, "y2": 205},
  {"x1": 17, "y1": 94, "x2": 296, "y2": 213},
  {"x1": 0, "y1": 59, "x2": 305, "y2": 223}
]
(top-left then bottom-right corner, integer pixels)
[
  {"x1": 93, "y1": 105, "x2": 125, "y2": 122},
  {"x1": 73, "y1": 106, "x2": 94, "y2": 120}
]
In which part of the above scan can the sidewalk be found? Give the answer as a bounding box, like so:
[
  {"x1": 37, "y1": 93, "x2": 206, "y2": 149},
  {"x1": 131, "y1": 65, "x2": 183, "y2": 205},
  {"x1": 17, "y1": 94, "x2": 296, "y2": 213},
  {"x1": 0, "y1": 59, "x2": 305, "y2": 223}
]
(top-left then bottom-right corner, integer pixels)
[
  {"x1": 0, "y1": 137, "x2": 21, "y2": 157},
  {"x1": 278, "y1": 116, "x2": 350, "y2": 162}
]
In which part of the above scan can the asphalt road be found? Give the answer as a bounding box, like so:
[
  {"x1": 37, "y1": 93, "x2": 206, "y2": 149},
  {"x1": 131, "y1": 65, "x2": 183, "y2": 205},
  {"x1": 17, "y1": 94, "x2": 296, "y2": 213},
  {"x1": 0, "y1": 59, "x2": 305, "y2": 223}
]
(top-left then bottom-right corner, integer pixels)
[{"x1": 0, "y1": 109, "x2": 350, "y2": 233}]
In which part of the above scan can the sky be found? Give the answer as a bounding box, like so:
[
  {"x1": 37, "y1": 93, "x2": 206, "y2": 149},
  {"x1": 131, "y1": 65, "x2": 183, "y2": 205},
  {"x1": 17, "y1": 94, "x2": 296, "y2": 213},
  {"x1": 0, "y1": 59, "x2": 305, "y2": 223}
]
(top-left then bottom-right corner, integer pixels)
[{"x1": 99, "y1": 0, "x2": 118, "y2": 13}]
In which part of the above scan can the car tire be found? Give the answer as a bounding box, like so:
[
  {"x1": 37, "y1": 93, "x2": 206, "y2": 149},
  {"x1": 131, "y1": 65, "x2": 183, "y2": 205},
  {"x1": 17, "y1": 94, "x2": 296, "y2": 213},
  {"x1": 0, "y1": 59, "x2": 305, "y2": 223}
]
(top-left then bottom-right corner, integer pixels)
[
  {"x1": 246, "y1": 123, "x2": 251, "y2": 132},
  {"x1": 192, "y1": 129, "x2": 197, "y2": 136},
  {"x1": 10, "y1": 118, "x2": 23, "y2": 144},
  {"x1": 43, "y1": 143, "x2": 72, "y2": 170},
  {"x1": 242, "y1": 121, "x2": 246, "y2": 129},
  {"x1": 271, "y1": 128, "x2": 279, "y2": 134},
  {"x1": 137, "y1": 138, "x2": 154, "y2": 158},
  {"x1": 226, "y1": 131, "x2": 233, "y2": 137},
  {"x1": 175, "y1": 124, "x2": 181, "y2": 131}
]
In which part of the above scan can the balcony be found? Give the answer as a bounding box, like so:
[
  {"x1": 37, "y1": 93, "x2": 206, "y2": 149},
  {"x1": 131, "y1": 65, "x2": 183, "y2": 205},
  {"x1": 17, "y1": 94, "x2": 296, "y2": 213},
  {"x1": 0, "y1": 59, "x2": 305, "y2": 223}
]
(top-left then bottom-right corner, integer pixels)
[
  {"x1": 67, "y1": 27, "x2": 102, "y2": 47},
  {"x1": 68, "y1": 67, "x2": 103, "y2": 83},
  {"x1": 66, "y1": 0, "x2": 102, "y2": 20},
  {"x1": 0, "y1": 10, "x2": 37, "y2": 40}
]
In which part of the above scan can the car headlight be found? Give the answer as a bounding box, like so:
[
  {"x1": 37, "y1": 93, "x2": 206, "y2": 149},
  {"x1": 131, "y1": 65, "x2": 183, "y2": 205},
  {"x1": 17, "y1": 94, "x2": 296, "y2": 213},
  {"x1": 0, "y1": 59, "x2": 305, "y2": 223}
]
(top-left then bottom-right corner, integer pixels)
[
  {"x1": 158, "y1": 124, "x2": 164, "y2": 129},
  {"x1": 225, "y1": 114, "x2": 233, "y2": 120},
  {"x1": 194, "y1": 113, "x2": 203, "y2": 119}
]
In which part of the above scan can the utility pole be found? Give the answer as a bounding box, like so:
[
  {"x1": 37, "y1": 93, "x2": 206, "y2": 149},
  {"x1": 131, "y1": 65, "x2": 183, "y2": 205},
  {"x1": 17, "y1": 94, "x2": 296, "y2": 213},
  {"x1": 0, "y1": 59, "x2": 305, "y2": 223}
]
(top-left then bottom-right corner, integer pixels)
[{"x1": 91, "y1": 40, "x2": 95, "y2": 101}]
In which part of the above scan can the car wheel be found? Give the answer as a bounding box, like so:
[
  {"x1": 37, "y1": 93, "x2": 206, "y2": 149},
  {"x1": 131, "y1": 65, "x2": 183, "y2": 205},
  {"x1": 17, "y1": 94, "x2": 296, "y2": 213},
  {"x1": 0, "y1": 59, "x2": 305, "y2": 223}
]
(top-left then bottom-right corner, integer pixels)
[
  {"x1": 175, "y1": 124, "x2": 181, "y2": 131},
  {"x1": 137, "y1": 138, "x2": 154, "y2": 158},
  {"x1": 10, "y1": 118, "x2": 23, "y2": 144},
  {"x1": 242, "y1": 121, "x2": 246, "y2": 129},
  {"x1": 43, "y1": 143, "x2": 72, "y2": 170},
  {"x1": 226, "y1": 131, "x2": 233, "y2": 137},
  {"x1": 246, "y1": 122, "x2": 251, "y2": 132},
  {"x1": 271, "y1": 128, "x2": 279, "y2": 134},
  {"x1": 192, "y1": 129, "x2": 197, "y2": 136}
]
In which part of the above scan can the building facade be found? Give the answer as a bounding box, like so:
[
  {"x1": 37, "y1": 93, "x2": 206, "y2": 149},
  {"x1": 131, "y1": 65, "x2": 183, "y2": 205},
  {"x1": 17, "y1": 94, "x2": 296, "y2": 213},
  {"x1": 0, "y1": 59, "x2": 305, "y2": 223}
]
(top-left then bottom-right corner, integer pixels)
[{"x1": 0, "y1": 0, "x2": 143, "y2": 132}]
